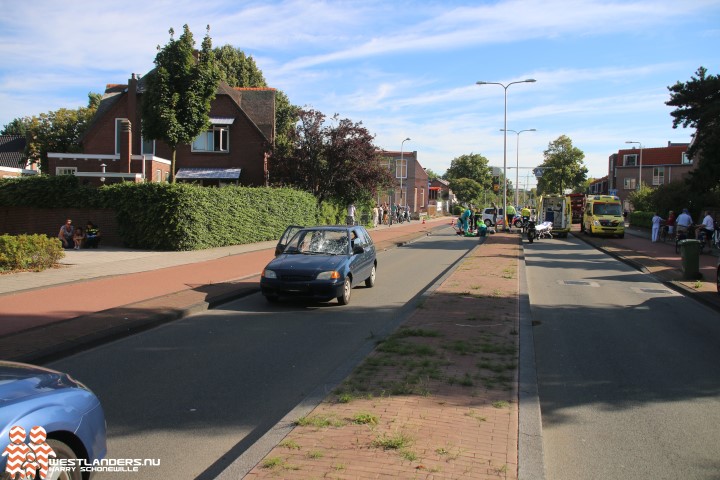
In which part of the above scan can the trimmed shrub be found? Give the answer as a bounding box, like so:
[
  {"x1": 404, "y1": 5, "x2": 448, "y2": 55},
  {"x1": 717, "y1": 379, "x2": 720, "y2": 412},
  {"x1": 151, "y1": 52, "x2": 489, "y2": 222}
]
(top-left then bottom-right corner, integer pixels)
[
  {"x1": 0, "y1": 175, "x2": 102, "y2": 208},
  {"x1": 98, "y1": 183, "x2": 318, "y2": 250},
  {"x1": 629, "y1": 211, "x2": 653, "y2": 228},
  {"x1": 0, "y1": 234, "x2": 64, "y2": 272}
]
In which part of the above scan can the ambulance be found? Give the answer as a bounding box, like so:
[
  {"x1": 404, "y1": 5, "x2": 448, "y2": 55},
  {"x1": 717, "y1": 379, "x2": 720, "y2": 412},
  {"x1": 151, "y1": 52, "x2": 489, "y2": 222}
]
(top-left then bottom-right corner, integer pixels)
[
  {"x1": 537, "y1": 194, "x2": 572, "y2": 238},
  {"x1": 581, "y1": 195, "x2": 624, "y2": 238}
]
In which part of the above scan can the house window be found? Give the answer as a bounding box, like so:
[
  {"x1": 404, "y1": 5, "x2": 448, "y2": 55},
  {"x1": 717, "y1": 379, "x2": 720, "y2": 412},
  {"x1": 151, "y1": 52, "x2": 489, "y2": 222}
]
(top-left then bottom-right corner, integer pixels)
[
  {"x1": 141, "y1": 137, "x2": 155, "y2": 155},
  {"x1": 115, "y1": 118, "x2": 128, "y2": 155},
  {"x1": 420, "y1": 188, "x2": 425, "y2": 208},
  {"x1": 652, "y1": 167, "x2": 665, "y2": 186},
  {"x1": 192, "y1": 125, "x2": 229, "y2": 152},
  {"x1": 623, "y1": 177, "x2": 636, "y2": 189},
  {"x1": 682, "y1": 152, "x2": 692, "y2": 164},
  {"x1": 623, "y1": 154, "x2": 638, "y2": 166},
  {"x1": 56, "y1": 167, "x2": 77, "y2": 176},
  {"x1": 155, "y1": 169, "x2": 162, "y2": 182},
  {"x1": 395, "y1": 158, "x2": 407, "y2": 179}
]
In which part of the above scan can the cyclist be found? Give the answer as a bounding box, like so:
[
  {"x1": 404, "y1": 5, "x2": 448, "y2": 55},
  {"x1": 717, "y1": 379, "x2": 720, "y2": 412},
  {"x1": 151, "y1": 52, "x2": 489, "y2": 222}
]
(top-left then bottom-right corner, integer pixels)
[
  {"x1": 676, "y1": 208, "x2": 693, "y2": 237},
  {"x1": 696, "y1": 210, "x2": 715, "y2": 246}
]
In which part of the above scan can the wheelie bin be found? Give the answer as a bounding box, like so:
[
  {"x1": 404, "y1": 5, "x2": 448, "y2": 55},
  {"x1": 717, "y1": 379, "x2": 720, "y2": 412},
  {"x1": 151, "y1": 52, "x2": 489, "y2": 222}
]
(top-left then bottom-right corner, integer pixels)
[{"x1": 678, "y1": 239, "x2": 701, "y2": 280}]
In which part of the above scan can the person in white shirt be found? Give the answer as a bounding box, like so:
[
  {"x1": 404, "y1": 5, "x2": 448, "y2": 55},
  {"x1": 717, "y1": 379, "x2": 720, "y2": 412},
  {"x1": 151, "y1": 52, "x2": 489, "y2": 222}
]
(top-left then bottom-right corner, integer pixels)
[
  {"x1": 696, "y1": 210, "x2": 715, "y2": 240},
  {"x1": 651, "y1": 212, "x2": 663, "y2": 242},
  {"x1": 347, "y1": 202, "x2": 356, "y2": 226}
]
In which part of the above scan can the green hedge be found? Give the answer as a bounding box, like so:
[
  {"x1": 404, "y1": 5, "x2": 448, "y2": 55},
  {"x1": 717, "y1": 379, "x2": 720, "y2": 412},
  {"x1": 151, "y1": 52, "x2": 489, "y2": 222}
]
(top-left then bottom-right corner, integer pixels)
[
  {"x1": 0, "y1": 175, "x2": 102, "y2": 208},
  {"x1": 629, "y1": 211, "x2": 653, "y2": 228},
  {"x1": 100, "y1": 183, "x2": 319, "y2": 250},
  {"x1": 0, "y1": 234, "x2": 65, "y2": 272}
]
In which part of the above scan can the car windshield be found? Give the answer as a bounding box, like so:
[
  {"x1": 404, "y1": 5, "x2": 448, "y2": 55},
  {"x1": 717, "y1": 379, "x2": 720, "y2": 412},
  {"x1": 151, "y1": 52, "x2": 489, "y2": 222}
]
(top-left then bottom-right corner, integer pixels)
[
  {"x1": 593, "y1": 203, "x2": 622, "y2": 216},
  {"x1": 283, "y1": 229, "x2": 349, "y2": 255}
]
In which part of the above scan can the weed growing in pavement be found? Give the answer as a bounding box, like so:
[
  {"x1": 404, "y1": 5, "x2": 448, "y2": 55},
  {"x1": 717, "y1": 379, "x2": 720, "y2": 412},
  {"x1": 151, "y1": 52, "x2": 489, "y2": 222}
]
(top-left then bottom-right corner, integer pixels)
[
  {"x1": 294, "y1": 414, "x2": 346, "y2": 428},
  {"x1": 261, "y1": 457, "x2": 299, "y2": 470},
  {"x1": 377, "y1": 337, "x2": 437, "y2": 357},
  {"x1": 279, "y1": 439, "x2": 301, "y2": 450},
  {"x1": 372, "y1": 432, "x2": 413, "y2": 450},
  {"x1": 693, "y1": 280, "x2": 703, "y2": 289},
  {"x1": 492, "y1": 400, "x2": 510, "y2": 409},
  {"x1": 477, "y1": 360, "x2": 516, "y2": 373},
  {"x1": 447, "y1": 372, "x2": 474, "y2": 387},
  {"x1": 394, "y1": 328, "x2": 441, "y2": 338},
  {"x1": 465, "y1": 410, "x2": 487, "y2": 423},
  {"x1": 352, "y1": 412, "x2": 379, "y2": 425},
  {"x1": 306, "y1": 450, "x2": 324, "y2": 459},
  {"x1": 400, "y1": 449, "x2": 418, "y2": 461}
]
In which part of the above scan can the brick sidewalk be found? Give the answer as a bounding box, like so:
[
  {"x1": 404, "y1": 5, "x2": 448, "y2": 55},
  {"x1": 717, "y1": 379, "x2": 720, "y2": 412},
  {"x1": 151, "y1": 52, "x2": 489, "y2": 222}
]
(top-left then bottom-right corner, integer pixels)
[{"x1": 245, "y1": 233, "x2": 521, "y2": 479}]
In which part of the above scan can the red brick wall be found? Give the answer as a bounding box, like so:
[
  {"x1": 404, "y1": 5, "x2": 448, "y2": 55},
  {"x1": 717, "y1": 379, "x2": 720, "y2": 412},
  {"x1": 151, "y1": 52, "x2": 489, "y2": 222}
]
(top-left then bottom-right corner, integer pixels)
[{"x1": 0, "y1": 207, "x2": 121, "y2": 246}]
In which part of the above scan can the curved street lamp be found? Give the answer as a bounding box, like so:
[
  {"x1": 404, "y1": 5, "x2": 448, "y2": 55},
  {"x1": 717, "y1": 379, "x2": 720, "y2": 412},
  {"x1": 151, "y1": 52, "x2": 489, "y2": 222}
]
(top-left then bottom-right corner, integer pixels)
[
  {"x1": 477, "y1": 79, "x2": 536, "y2": 230},
  {"x1": 399, "y1": 137, "x2": 411, "y2": 207},
  {"x1": 501, "y1": 128, "x2": 536, "y2": 208}
]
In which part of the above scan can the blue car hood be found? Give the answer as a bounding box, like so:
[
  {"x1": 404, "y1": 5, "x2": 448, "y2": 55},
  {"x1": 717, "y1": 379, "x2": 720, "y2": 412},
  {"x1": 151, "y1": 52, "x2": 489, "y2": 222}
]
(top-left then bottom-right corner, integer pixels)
[
  {"x1": 0, "y1": 362, "x2": 89, "y2": 407},
  {"x1": 269, "y1": 253, "x2": 346, "y2": 272}
]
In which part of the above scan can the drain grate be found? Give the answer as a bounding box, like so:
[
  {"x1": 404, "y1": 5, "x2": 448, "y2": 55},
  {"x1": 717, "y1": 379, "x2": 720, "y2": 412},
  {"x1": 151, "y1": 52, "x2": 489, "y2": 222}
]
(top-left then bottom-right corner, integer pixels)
[
  {"x1": 633, "y1": 287, "x2": 677, "y2": 295},
  {"x1": 558, "y1": 280, "x2": 599, "y2": 287}
]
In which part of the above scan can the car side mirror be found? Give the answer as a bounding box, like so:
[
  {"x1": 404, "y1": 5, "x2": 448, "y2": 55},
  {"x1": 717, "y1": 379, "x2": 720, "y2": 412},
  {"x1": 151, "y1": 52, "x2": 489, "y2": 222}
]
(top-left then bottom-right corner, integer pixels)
[{"x1": 353, "y1": 245, "x2": 365, "y2": 255}]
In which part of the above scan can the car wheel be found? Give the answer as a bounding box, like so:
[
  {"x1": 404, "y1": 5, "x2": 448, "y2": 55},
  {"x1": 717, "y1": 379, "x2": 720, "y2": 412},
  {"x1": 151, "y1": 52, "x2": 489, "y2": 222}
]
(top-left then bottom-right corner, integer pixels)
[
  {"x1": 365, "y1": 264, "x2": 376, "y2": 288},
  {"x1": 337, "y1": 276, "x2": 352, "y2": 305},
  {"x1": 46, "y1": 439, "x2": 82, "y2": 480},
  {"x1": 484, "y1": 219, "x2": 492, "y2": 227}
]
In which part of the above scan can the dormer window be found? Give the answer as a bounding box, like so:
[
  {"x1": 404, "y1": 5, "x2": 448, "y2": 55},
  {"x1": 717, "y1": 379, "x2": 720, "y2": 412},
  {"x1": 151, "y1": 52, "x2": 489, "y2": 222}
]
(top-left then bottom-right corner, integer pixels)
[
  {"x1": 623, "y1": 154, "x2": 638, "y2": 166},
  {"x1": 192, "y1": 118, "x2": 234, "y2": 153}
]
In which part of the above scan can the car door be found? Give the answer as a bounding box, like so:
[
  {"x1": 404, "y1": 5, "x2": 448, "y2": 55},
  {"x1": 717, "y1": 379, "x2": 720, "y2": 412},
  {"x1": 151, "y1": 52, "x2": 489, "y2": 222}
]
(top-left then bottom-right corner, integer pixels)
[
  {"x1": 349, "y1": 227, "x2": 371, "y2": 282},
  {"x1": 275, "y1": 225, "x2": 304, "y2": 256}
]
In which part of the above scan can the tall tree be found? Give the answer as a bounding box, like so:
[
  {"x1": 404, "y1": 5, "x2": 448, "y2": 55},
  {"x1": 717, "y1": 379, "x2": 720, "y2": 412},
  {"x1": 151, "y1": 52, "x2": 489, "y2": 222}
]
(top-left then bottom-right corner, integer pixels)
[
  {"x1": 443, "y1": 153, "x2": 492, "y2": 189},
  {"x1": 270, "y1": 109, "x2": 393, "y2": 204},
  {"x1": 449, "y1": 178, "x2": 483, "y2": 204},
  {"x1": 142, "y1": 25, "x2": 219, "y2": 182},
  {"x1": 1, "y1": 93, "x2": 99, "y2": 172},
  {"x1": 666, "y1": 66, "x2": 720, "y2": 189},
  {"x1": 213, "y1": 45, "x2": 299, "y2": 159},
  {"x1": 536, "y1": 135, "x2": 588, "y2": 195}
]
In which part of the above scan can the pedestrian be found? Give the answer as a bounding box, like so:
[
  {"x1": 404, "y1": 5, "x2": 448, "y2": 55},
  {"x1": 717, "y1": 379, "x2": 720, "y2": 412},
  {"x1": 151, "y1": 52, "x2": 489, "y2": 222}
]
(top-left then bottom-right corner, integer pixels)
[
  {"x1": 347, "y1": 202, "x2": 356, "y2": 226},
  {"x1": 651, "y1": 212, "x2": 663, "y2": 242},
  {"x1": 666, "y1": 210, "x2": 676, "y2": 237},
  {"x1": 72, "y1": 227, "x2": 85, "y2": 249},
  {"x1": 84, "y1": 221, "x2": 102, "y2": 248},
  {"x1": 491, "y1": 202, "x2": 498, "y2": 227},
  {"x1": 378, "y1": 204, "x2": 384, "y2": 226},
  {"x1": 372, "y1": 204, "x2": 379, "y2": 228},
  {"x1": 58, "y1": 219, "x2": 74, "y2": 249}
]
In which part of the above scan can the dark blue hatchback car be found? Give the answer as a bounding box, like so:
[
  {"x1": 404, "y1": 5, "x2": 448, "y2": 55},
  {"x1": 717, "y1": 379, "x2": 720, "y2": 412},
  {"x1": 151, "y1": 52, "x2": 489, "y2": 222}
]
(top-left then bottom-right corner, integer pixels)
[{"x1": 261, "y1": 226, "x2": 377, "y2": 305}]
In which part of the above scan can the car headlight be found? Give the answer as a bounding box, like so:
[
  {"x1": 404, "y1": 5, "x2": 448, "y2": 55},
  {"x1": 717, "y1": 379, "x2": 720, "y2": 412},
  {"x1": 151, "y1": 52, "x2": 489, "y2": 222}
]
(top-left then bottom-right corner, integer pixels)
[
  {"x1": 593, "y1": 220, "x2": 601, "y2": 226},
  {"x1": 263, "y1": 269, "x2": 277, "y2": 279},
  {"x1": 316, "y1": 271, "x2": 342, "y2": 280}
]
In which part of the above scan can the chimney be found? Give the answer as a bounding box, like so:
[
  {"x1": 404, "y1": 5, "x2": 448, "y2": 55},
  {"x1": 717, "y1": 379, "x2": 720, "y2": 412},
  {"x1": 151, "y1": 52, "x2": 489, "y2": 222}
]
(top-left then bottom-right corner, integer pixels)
[
  {"x1": 120, "y1": 119, "x2": 132, "y2": 172},
  {"x1": 128, "y1": 73, "x2": 138, "y2": 122}
]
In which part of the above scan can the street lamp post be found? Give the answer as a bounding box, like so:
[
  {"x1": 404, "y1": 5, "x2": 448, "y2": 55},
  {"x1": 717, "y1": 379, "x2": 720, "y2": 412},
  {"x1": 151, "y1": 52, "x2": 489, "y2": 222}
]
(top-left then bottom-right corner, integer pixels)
[
  {"x1": 477, "y1": 79, "x2": 536, "y2": 230},
  {"x1": 501, "y1": 128, "x2": 536, "y2": 208},
  {"x1": 625, "y1": 141, "x2": 643, "y2": 190},
  {"x1": 399, "y1": 137, "x2": 411, "y2": 208}
]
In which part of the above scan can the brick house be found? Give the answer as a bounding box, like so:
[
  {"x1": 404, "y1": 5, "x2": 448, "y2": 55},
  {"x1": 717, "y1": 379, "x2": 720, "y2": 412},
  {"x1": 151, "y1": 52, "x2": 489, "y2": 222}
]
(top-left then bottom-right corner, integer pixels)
[
  {"x1": 588, "y1": 175, "x2": 608, "y2": 195},
  {"x1": 376, "y1": 150, "x2": 429, "y2": 215},
  {"x1": 609, "y1": 142, "x2": 691, "y2": 211},
  {"x1": 0, "y1": 135, "x2": 37, "y2": 178},
  {"x1": 48, "y1": 73, "x2": 275, "y2": 187},
  {"x1": 429, "y1": 177, "x2": 455, "y2": 215}
]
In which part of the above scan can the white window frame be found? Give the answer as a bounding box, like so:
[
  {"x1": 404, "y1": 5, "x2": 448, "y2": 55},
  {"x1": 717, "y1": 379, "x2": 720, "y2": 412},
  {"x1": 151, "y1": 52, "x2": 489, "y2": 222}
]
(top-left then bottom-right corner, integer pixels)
[
  {"x1": 652, "y1": 167, "x2": 665, "y2": 186},
  {"x1": 141, "y1": 136, "x2": 155, "y2": 155},
  {"x1": 155, "y1": 169, "x2": 162, "y2": 183},
  {"x1": 623, "y1": 154, "x2": 638, "y2": 167},
  {"x1": 56, "y1": 167, "x2": 77, "y2": 176},
  {"x1": 192, "y1": 125, "x2": 230, "y2": 153},
  {"x1": 395, "y1": 158, "x2": 407, "y2": 179},
  {"x1": 623, "y1": 177, "x2": 636, "y2": 190},
  {"x1": 115, "y1": 118, "x2": 128, "y2": 155}
]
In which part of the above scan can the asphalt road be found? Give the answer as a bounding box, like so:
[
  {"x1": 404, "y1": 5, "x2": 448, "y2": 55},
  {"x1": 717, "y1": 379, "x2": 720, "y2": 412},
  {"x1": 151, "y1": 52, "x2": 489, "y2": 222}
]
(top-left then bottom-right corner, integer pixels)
[
  {"x1": 525, "y1": 234, "x2": 720, "y2": 480},
  {"x1": 47, "y1": 228, "x2": 478, "y2": 479}
]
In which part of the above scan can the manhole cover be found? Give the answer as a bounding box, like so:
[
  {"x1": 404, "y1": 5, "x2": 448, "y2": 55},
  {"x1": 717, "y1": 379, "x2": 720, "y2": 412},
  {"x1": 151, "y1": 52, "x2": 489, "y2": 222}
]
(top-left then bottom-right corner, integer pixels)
[{"x1": 558, "y1": 280, "x2": 599, "y2": 287}]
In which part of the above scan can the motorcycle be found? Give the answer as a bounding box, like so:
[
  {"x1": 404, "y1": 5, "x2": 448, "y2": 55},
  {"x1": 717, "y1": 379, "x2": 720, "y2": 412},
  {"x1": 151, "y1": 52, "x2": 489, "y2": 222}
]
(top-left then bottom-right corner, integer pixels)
[{"x1": 526, "y1": 219, "x2": 537, "y2": 243}]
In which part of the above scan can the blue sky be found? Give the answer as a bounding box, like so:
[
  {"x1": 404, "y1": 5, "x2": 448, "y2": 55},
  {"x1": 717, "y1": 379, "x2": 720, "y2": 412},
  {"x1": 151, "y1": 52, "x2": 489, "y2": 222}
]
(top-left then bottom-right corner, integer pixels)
[{"x1": 1, "y1": 0, "x2": 719, "y2": 186}]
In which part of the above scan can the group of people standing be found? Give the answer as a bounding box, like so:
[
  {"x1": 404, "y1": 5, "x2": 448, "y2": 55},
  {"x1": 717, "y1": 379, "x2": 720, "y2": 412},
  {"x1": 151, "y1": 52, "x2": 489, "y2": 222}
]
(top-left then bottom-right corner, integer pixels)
[
  {"x1": 650, "y1": 208, "x2": 716, "y2": 243},
  {"x1": 58, "y1": 219, "x2": 101, "y2": 250},
  {"x1": 370, "y1": 203, "x2": 410, "y2": 227}
]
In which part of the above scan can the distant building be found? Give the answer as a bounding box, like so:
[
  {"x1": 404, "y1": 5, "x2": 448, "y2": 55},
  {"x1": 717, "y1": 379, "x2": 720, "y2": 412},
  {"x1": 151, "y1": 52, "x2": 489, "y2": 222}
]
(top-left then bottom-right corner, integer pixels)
[
  {"x1": 0, "y1": 135, "x2": 37, "y2": 178},
  {"x1": 588, "y1": 176, "x2": 608, "y2": 195},
  {"x1": 609, "y1": 142, "x2": 691, "y2": 211},
  {"x1": 377, "y1": 150, "x2": 429, "y2": 214}
]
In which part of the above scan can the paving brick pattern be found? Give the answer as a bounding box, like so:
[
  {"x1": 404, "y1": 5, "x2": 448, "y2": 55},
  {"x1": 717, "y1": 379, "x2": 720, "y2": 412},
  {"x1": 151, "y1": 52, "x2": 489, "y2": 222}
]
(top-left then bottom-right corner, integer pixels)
[{"x1": 245, "y1": 233, "x2": 520, "y2": 479}]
